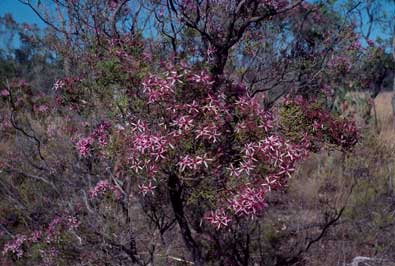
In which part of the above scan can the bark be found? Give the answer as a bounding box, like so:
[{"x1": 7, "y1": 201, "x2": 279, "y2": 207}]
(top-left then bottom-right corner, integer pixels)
[
  {"x1": 168, "y1": 173, "x2": 204, "y2": 266},
  {"x1": 210, "y1": 48, "x2": 229, "y2": 87},
  {"x1": 391, "y1": 34, "x2": 395, "y2": 117},
  {"x1": 63, "y1": 55, "x2": 71, "y2": 76}
]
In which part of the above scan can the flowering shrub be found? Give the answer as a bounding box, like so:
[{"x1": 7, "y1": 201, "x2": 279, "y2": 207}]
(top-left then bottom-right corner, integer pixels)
[
  {"x1": 280, "y1": 96, "x2": 358, "y2": 151},
  {"x1": 0, "y1": 64, "x2": 358, "y2": 265},
  {"x1": 0, "y1": 1, "x2": 368, "y2": 265},
  {"x1": 74, "y1": 65, "x2": 357, "y2": 232},
  {"x1": 2, "y1": 215, "x2": 79, "y2": 263}
]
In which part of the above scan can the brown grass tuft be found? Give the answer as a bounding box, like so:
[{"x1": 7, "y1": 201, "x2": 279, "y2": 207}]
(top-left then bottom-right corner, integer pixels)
[{"x1": 374, "y1": 92, "x2": 395, "y2": 147}]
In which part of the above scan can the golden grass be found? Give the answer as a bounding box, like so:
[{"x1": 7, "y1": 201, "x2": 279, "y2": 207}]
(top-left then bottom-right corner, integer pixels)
[{"x1": 374, "y1": 91, "x2": 395, "y2": 147}]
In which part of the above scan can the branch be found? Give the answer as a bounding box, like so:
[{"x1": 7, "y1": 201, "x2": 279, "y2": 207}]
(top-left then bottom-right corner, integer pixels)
[
  {"x1": 5, "y1": 80, "x2": 46, "y2": 162},
  {"x1": 303, "y1": 207, "x2": 345, "y2": 253},
  {"x1": 5, "y1": 166, "x2": 58, "y2": 192},
  {"x1": 9, "y1": 111, "x2": 46, "y2": 161},
  {"x1": 110, "y1": 0, "x2": 130, "y2": 38},
  {"x1": 17, "y1": 0, "x2": 77, "y2": 35}
]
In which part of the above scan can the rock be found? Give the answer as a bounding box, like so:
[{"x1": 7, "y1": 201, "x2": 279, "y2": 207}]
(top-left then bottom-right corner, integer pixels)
[{"x1": 350, "y1": 256, "x2": 395, "y2": 266}]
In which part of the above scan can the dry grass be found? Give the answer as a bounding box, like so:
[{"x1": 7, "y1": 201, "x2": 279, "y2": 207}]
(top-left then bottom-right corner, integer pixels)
[
  {"x1": 374, "y1": 92, "x2": 395, "y2": 147},
  {"x1": 277, "y1": 93, "x2": 395, "y2": 265}
]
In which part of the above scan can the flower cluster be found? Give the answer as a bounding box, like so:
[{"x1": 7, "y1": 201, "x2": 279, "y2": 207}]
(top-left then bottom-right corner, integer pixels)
[
  {"x1": 328, "y1": 54, "x2": 352, "y2": 74},
  {"x1": 284, "y1": 96, "x2": 359, "y2": 150},
  {"x1": 33, "y1": 104, "x2": 50, "y2": 114},
  {"x1": 226, "y1": 136, "x2": 306, "y2": 180},
  {"x1": 229, "y1": 186, "x2": 268, "y2": 217},
  {"x1": 188, "y1": 70, "x2": 214, "y2": 86},
  {"x1": 76, "y1": 121, "x2": 111, "y2": 157},
  {"x1": 110, "y1": 66, "x2": 357, "y2": 231},
  {"x1": 204, "y1": 209, "x2": 232, "y2": 230},
  {"x1": 203, "y1": 135, "x2": 306, "y2": 229},
  {"x1": 235, "y1": 95, "x2": 274, "y2": 135},
  {"x1": 1, "y1": 89, "x2": 10, "y2": 97},
  {"x1": 53, "y1": 76, "x2": 83, "y2": 110},
  {"x1": 52, "y1": 79, "x2": 65, "y2": 91},
  {"x1": 76, "y1": 136, "x2": 93, "y2": 157},
  {"x1": 260, "y1": 0, "x2": 289, "y2": 10},
  {"x1": 177, "y1": 154, "x2": 213, "y2": 172},
  {"x1": 171, "y1": 115, "x2": 194, "y2": 134},
  {"x1": 138, "y1": 181, "x2": 157, "y2": 196},
  {"x1": 142, "y1": 71, "x2": 181, "y2": 104},
  {"x1": 2, "y1": 215, "x2": 80, "y2": 260},
  {"x1": 258, "y1": 136, "x2": 306, "y2": 176},
  {"x1": 91, "y1": 121, "x2": 111, "y2": 146},
  {"x1": 130, "y1": 132, "x2": 169, "y2": 161},
  {"x1": 2, "y1": 234, "x2": 27, "y2": 258},
  {"x1": 89, "y1": 180, "x2": 122, "y2": 200},
  {"x1": 195, "y1": 123, "x2": 221, "y2": 143}
]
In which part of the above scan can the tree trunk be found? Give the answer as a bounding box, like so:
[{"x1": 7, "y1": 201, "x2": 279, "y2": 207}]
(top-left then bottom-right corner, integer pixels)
[
  {"x1": 63, "y1": 56, "x2": 71, "y2": 76},
  {"x1": 168, "y1": 173, "x2": 204, "y2": 266},
  {"x1": 210, "y1": 48, "x2": 229, "y2": 87},
  {"x1": 391, "y1": 34, "x2": 395, "y2": 117}
]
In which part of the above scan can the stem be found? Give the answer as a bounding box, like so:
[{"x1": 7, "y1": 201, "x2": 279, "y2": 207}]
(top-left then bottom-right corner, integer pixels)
[{"x1": 168, "y1": 172, "x2": 203, "y2": 266}]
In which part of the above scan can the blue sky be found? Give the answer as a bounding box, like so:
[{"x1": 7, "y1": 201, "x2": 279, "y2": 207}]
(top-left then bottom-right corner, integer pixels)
[
  {"x1": 0, "y1": 0, "x2": 393, "y2": 48},
  {"x1": 0, "y1": 0, "x2": 45, "y2": 27}
]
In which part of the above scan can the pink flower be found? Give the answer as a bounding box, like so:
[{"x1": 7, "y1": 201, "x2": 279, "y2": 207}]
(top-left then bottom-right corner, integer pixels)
[
  {"x1": 91, "y1": 121, "x2": 111, "y2": 146},
  {"x1": 52, "y1": 79, "x2": 65, "y2": 91},
  {"x1": 258, "y1": 111, "x2": 274, "y2": 132},
  {"x1": 177, "y1": 154, "x2": 212, "y2": 172},
  {"x1": 228, "y1": 186, "x2": 267, "y2": 217},
  {"x1": 76, "y1": 137, "x2": 93, "y2": 157},
  {"x1": 131, "y1": 132, "x2": 168, "y2": 160},
  {"x1": 235, "y1": 121, "x2": 247, "y2": 134},
  {"x1": 184, "y1": 100, "x2": 200, "y2": 114},
  {"x1": 142, "y1": 72, "x2": 178, "y2": 103},
  {"x1": 238, "y1": 160, "x2": 255, "y2": 175},
  {"x1": 188, "y1": 70, "x2": 214, "y2": 86},
  {"x1": 171, "y1": 115, "x2": 194, "y2": 133},
  {"x1": 227, "y1": 164, "x2": 241, "y2": 178},
  {"x1": 37, "y1": 104, "x2": 49, "y2": 113},
  {"x1": 30, "y1": 230, "x2": 41, "y2": 243},
  {"x1": 204, "y1": 209, "x2": 232, "y2": 230},
  {"x1": 195, "y1": 124, "x2": 221, "y2": 143},
  {"x1": 177, "y1": 155, "x2": 195, "y2": 172},
  {"x1": 235, "y1": 95, "x2": 260, "y2": 113},
  {"x1": 138, "y1": 181, "x2": 157, "y2": 196},
  {"x1": 89, "y1": 180, "x2": 121, "y2": 200},
  {"x1": 130, "y1": 119, "x2": 148, "y2": 133},
  {"x1": 1, "y1": 89, "x2": 9, "y2": 97},
  {"x1": 66, "y1": 216, "x2": 80, "y2": 230},
  {"x1": 128, "y1": 157, "x2": 144, "y2": 173},
  {"x1": 261, "y1": 175, "x2": 282, "y2": 191},
  {"x1": 202, "y1": 94, "x2": 222, "y2": 115},
  {"x1": 260, "y1": 0, "x2": 288, "y2": 10},
  {"x1": 2, "y1": 234, "x2": 27, "y2": 258}
]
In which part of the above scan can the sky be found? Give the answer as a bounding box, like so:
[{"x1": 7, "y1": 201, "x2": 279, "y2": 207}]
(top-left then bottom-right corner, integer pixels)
[
  {"x1": 0, "y1": 0, "x2": 393, "y2": 49},
  {"x1": 0, "y1": 0, "x2": 45, "y2": 27}
]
